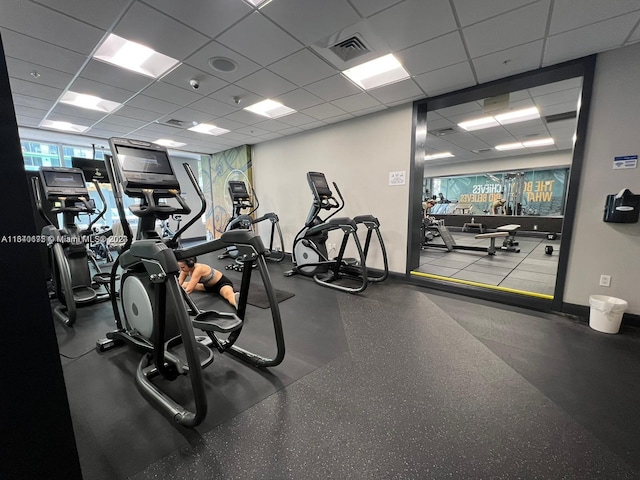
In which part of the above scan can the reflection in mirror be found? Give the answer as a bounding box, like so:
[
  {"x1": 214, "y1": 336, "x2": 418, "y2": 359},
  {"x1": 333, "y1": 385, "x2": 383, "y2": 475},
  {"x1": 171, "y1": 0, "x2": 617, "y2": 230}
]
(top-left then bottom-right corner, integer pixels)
[{"x1": 413, "y1": 77, "x2": 582, "y2": 298}]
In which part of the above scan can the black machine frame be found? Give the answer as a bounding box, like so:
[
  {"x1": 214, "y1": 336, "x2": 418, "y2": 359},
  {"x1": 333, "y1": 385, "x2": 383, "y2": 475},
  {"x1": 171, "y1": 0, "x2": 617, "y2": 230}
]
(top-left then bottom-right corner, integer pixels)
[{"x1": 100, "y1": 137, "x2": 285, "y2": 428}]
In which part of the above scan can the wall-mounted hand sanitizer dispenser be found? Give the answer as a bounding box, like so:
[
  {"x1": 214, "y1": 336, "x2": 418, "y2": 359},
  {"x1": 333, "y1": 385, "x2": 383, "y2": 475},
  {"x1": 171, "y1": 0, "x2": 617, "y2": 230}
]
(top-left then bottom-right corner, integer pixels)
[{"x1": 603, "y1": 188, "x2": 640, "y2": 223}]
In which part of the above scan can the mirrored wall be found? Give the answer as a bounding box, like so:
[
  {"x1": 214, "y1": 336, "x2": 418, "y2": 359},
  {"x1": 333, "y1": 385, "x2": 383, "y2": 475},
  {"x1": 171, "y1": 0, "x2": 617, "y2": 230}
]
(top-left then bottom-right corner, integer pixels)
[{"x1": 408, "y1": 57, "x2": 596, "y2": 309}]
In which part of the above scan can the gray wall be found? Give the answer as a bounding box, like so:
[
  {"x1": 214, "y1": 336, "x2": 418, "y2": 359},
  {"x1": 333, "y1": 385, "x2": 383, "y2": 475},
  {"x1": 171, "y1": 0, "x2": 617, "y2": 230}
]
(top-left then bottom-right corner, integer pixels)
[{"x1": 565, "y1": 42, "x2": 640, "y2": 314}]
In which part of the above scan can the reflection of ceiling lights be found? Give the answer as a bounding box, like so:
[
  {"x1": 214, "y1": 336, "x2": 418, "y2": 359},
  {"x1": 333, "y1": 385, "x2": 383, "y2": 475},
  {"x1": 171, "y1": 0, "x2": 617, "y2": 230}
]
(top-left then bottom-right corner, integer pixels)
[
  {"x1": 495, "y1": 137, "x2": 554, "y2": 151},
  {"x1": 244, "y1": 99, "x2": 296, "y2": 118},
  {"x1": 93, "y1": 34, "x2": 180, "y2": 78},
  {"x1": 342, "y1": 54, "x2": 410, "y2": 90},
  {"x1": 425, "y1": 152, "x2": 454, "y2": 160},
  {"x1": 188, "y1": 123, "x2": 230, "y2": 136},
  {"x1": 459, "y1": 107, "x2": 540, "y2": 131},
  {"x1": 40, "y1": 120, "x2": 89, "y2": 133},
  {"x1": 60, "y1": 91, "x2": 121, "y2": 113},
  {"x1": 153, "y1": 139, "x2": 186, "y2": 148}
]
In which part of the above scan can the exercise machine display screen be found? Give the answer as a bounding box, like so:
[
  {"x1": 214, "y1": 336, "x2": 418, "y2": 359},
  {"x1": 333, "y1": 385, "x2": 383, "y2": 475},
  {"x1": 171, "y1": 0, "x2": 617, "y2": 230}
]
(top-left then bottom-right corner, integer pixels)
[
  {"x1": 308, "y1": 172, "x2": 332, "y2": 199},
  {"x1": 109, "y1": 138, "x2": 180, "y2": 192},
  {"x1": 228, "y1": 181, "x2": 250, "y2": 200},
  {"x1": 40, "y1": 167, "x2": 89, "y2": 198},
  {"x1": 71, "y1": 157, "x2": 109, "y2": 183}
]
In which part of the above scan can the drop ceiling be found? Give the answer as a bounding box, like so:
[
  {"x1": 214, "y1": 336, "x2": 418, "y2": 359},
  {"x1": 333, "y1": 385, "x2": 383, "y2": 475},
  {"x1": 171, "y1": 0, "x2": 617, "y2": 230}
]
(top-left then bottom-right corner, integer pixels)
[{"x1": 1, "y1": 0, "x2": 639, "y2": 156}]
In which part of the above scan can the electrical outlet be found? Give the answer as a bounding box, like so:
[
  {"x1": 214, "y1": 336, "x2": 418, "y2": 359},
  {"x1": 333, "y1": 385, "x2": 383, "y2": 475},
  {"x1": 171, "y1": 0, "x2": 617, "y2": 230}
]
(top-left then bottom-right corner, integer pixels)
[{"x1": 599, "y1": 275, "x2": 611, "y2": 287}]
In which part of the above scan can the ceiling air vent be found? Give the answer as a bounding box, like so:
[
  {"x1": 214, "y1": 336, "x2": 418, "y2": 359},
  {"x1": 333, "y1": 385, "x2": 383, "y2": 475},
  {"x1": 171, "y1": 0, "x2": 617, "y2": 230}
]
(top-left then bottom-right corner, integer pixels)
[
  {"x1": 429, "y1": 127, "x2": 460, "y2": 137},
  {"x1": 329, "y1": 35, "x2": 370, "y2": 62},
  {"x1": 544, "y1": 111, "x2": 577, "y2": 124},
  {"x1": 164, "y1": 119, "x2": 184, "y2": 128},
  {"x1": 472, "y1": 148, "x2": 493, "y2": 154}
]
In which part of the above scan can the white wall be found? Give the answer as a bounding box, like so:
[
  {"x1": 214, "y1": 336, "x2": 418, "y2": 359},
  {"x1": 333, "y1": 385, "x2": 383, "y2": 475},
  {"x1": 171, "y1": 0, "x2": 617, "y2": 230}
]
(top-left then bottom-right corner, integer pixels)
[
  {"x1": 252, "y1": 104, "x2": 413, "y2": 273},
  {"x1": 565, "y1": 43, "x2": 640, "y2": 314}
]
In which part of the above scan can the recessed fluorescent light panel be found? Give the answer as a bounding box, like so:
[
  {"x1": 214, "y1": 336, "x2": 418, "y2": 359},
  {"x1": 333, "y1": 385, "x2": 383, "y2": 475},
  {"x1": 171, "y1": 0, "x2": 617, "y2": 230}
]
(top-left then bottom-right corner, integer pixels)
[
  {"x1": 93, "y1": 34, "x2": 180, "y2": 78},
  {"x1": 60, "y1": 91, "x2": 121, "y2": 113},
  {"x1": 40, "y1": 120, "x2": 89, "y2": 133},
  {"x1": 245, "y1": 0, "x2": 273, "y2": 8},
  {"x1": 244, "y1": 99, "x2": 296, "y2": 119},
  {"x1": 424, "y1": 152, "x2": 454, "y2": 160},
  {"x1": 154, "y1": 139, "x2": 186, "y2": 148},
  {"x1": 342, "y1": 53, "x2": 410, "y2": 90},
  {"x1": 458, "y1": 107, "x2": 540, "y2": 132},
  {"x1": 188, "y1": 123, "x2": 230, "y2": 136},
  {"x1": 495, "y1": 137, "x2": 554, "y2": 151}
]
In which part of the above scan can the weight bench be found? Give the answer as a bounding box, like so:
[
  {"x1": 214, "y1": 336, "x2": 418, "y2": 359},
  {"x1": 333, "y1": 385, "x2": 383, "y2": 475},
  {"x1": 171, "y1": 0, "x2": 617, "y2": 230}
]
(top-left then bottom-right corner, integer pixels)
[
  {"x1": 474, "y1": 231, "x2": 509, "y2": 255},
  {"x1": 497, "y1": 224, "x2": 521, "y2": 252}
]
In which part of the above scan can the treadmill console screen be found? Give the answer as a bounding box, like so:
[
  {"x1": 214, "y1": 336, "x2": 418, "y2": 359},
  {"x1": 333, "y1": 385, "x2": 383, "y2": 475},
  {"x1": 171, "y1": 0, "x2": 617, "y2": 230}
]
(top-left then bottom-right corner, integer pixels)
[{"x1": 228, "y1": 180, "x2": 250, "y2": 200}]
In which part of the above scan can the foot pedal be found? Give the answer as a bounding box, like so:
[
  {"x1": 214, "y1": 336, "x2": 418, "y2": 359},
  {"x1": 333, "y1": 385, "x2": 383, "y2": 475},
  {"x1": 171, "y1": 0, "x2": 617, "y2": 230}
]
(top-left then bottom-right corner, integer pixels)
[{"x1": 192, "y1": 310, "x2": 243, "y2": 334}]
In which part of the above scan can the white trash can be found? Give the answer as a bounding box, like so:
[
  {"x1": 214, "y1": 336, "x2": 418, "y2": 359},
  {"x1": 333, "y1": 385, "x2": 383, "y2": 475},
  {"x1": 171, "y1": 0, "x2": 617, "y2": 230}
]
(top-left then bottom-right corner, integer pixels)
[{"x1": 589, "y1": 295, "x2": 628, "y2": 334}]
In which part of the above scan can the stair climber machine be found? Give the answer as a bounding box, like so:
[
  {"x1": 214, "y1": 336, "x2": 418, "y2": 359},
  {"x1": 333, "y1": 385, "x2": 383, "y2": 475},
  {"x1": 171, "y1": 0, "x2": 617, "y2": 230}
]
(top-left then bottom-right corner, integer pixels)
[
  {"x1": 284, "y1": 171, "x2": 389, "y2": 293},
  {"x1": 219, "y1": 179, "x2": 285, "y2": 271},
  {"x1": 32, "y1": 165, "x2": 114, "y2": 326},
  {"x1": 97, "y1": 137, "x2": 285, "y2": 428}
]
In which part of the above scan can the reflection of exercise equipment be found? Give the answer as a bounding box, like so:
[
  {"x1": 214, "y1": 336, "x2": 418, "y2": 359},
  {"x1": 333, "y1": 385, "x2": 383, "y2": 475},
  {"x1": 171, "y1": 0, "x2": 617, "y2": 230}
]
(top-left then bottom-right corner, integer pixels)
[
  {"x1": 219, "y1": 180, "x2": 284, "y2": 270},
  {"x1": 160, "y1": 214, "x2": 182, "y2": 240},
  {"x1": 285, "y1": 172, "x2": 388, "y2": 293},
  {"x1": 497, "y1": 224, "x2": 521, "y2": 252},
  {"x1": 32, "y1": 166, "x2": 113, "y2": 326},
  {"x1": 99, "y1": 137, "x2": 285, "y2": 428},
  {"x1": 502, "y1": 172, "x2": 525, "y2": 216},
  {"x1": 423, "y1": 223, "x2": 508, "y2": 255}
]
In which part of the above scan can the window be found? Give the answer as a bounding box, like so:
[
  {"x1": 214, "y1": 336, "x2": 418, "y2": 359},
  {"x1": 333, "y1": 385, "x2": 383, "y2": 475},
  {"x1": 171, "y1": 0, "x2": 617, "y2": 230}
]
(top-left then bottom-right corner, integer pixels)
[{"x1": 21, "y1": 141, "x2": 61, "y2": 171}]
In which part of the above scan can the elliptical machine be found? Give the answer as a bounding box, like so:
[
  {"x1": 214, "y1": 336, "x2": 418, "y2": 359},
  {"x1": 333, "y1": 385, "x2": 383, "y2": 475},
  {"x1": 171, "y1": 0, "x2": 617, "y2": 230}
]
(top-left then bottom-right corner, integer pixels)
[
  {"x1": 32, "y1": 166, "x2": 113, "y2": 326},
  {"x1": 99, "y1": 137, "x2": 285, "y2": 428},
  {"x1": 219, "y1": 180, "x2": 285, "y2": 270},
  {"x1": 284, "y1": 172, "x2": 371, "y2": 293}
]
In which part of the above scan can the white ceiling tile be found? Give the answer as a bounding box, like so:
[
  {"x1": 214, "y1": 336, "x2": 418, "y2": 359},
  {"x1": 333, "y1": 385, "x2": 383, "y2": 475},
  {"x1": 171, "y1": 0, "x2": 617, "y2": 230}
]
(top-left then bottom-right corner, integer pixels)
[
  {"x1": 125, "y1": 95, "x2": 181, "y2": 115},
  {"x1": 81, "y1": 60, "x2": 152, "y2": 94},
  {"x1": 413, "y1": 62, "x2": 476, "y2": 97},
  {"x1": 47, "y1": 112, "x2": 97, "y2": 128},
  {"x1": 253, "y1": 119, "x2": 292, "y2": 132},
  {"x1": 550, "y1": 0, "x2": 640, "y2": 35},
  {"x1": 6, "y1": 57, "x2": 73, "y2": 90},
  {"x1": 11, "y1": 94, "x2": 55, "y2": 111},
  {"x1": 302, "y1": 103, "x2": 347, "y2": 120},
  {"x1": 160, "y1": 65, "x2": 228, "y2": 96},
  {"x1": 14, "y1": 105, "x2": 48, "y2": 121},
  {"x1": 331, "y1": 92, "x2": 382, "y2": 112},
  {"x1": 115, "y1": 106, "x2": 163, "y2": 122},
  {"x1": 275, "y1": 112, "x2": 318, "y2": 127},
  {"x1": 0, "y1": 30, "x2": 86, "y2": 75},
  {"x1": 212, "y1": 117, "x2": 250, "y2": 131},
  {"x1": 160, "y1": 108, "x2": 216, "y2": 125},
  {"x1": 368, "y1": 79, "x2": 428, "y2": 105},
  {"x1": 274, "y1": 89, "x2": 324, "y2": 111},
  {"x1": 352, "y1": 104, "x2": 388, "y2": 116},
  {"x1": 216, "y1": 12, "x2": 302, "y2": 66},
  {"x1": 50, "y1": 103, "x2": 107, "y2": 122},
  {"x1": 87, "y1": 127, "x2": 135, "y2": 138},
  {"x1": 463, "y1": 1, "x2": 550, "y2": 58},
  {"x1": 324, "y1": 113, "x2": 354, "y2": 124},
  {"x1": 299, "y1": 121, "x2": 326, "y2": 131},
  {"x1": 398, "y1": 32, "x2": 468, "y2": 76},
  {"x1": 189, "y1": 97, "x2": 239, "y2": 118},
  {"x1": 262, "y1": 0, "x2": 361, "y2": 46},
  {"x1": 16, "y1": 115, "x2": 43, "y2": 127},
  {"x1": 452, "y1": 0, "x2": 538, "y2": 27},
  {"x1": 87, "y1": 121, "x2": 135, "y2": 134},
  {"x1": 473, "y1": 41, "x2": 544, "y2": 84},
  {"x1": 32, "y1": 0, "x2": 132, "y2": 30},
  {"x1": 348, "y1": 0, "x2": 403, "y2": 18},
  {"x1": 368, "y1": 0, "x2": 458, "y2": 51},
  {"x1": 543, "y1": 14, "x2": 640, "y2": 66},
  {"x1": 235, "y1": 69, "x2": 297, "y2": 98},
  {"x1": 141, "y1": 82, "x2": 201, "y2": 106},
  {"x1": 235, "y1": 125, "x2": 271, "y2": 137},
  {"x1": 71, "y1": 77, "x2": 136, "y2": 103},
  {"x1": 185, "y1": 41, "x2": 261, "y2": 83},
  {"x1": 9, "y1": 78, "x2": 63, "y2": 101},
  {"x1": 279, "y1": 126, "x2": 305, "y2": 135},
  {"x1": 304, "y1": 75, "x2": 361, "y2": 102},
  {"x1": 208, "y1": 84, "x2": 263, "y2": 108},
  {"x1": 98, "y1": 115, "x2": 149, "y2": 129},
  {"x1": 224, "y1": 109, "x2": 265, "y2": 125},
  {"x1": 113, "y1": 2, "x2": 209, "y2": 60},
  {"x1": 268, "y1": 49, "x2": 337, "y2": 87},
  {"x1": 141, "y1": 0, "x2": 252, "y2": 38},
  {"x1": 0, "y1": 0, "x2": 104, "y2": 54}
]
